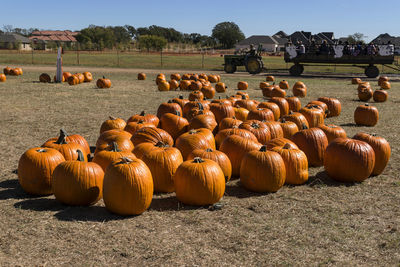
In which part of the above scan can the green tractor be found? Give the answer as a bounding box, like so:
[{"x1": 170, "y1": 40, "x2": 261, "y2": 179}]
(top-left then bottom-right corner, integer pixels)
[{"x1": 223, "y1": 44, "x2": 264, "y2": 74}]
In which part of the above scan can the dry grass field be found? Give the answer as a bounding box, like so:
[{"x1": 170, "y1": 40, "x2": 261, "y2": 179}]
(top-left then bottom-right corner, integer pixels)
[{"x1": 0, "y1": 65, "x2": 399, "y2": 266}]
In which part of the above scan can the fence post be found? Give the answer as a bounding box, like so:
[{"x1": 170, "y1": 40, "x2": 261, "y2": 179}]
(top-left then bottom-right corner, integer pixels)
[
  {"x1": 31, "y1": 49, "x2": 34, "y2": 64},
  {"x1": 76, "y1": 43, "x2": 80, "y2": 65}
]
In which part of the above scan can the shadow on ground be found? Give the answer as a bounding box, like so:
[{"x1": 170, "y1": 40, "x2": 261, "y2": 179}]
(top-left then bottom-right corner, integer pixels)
[
  {"x1": 307, "y1": 171, "x2": 357, "y2": 187},
  {"x1": 0, "y1": 179, "x2": 32, "y2": 200}
]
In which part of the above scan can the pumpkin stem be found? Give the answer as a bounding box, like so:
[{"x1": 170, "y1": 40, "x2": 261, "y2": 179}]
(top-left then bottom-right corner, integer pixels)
[
  {"x1": 109, "y1": 116, "x2": 116, "y2": 120},
  {"x1": 289, "y1": 110, "x2": 294, "y2": 115},
  {"x1": 56, "y1": 129, "x2": 68, "y2": 144},
  {"x1": 119, "y1": 157, "x2": 133, "y2": 164},
  {"x1": 175, "y1": 110, "x2": 181, "y2": 116},
  {"x1": 365, "y1": 103, "x2": 369, "y2": 106},
  {"x1": 205, "y1": 148, "x2": 213, "y2": 152},
  {"x1": 178, "y1": 95, "x2": 183, "y2": 99},
  {"x1": 241, "y1": 95, "x2": 246, "y2": 99},
  {"x1": 251, "y1": 122, "x2": 260, "y2": 129},
  {"x1": 232, "y1": 116, "x2": 237, "y2": 120},
  {"x1": 301, "y1": 123, "x2": 309, "y2": 130},
  {"x1": 282, "y1": 143, "x2": 292, "y2": 149},
  {"x1": 193, "y1": 157, "x2": 204, "y2": 163},
  {"x1": 281, "y1": 118, "x2": 286, "y2": 123},
  {"x1": 167, "y1": 100, "x2": 173, "y2": 103},
  {"x1": 155, "y1": 141, "x2": 169, "y2": 148},
  {"x1": 36, "y1": 148, "x2": 47, "y2": 153},
  {"x1": 76, "y1": 150, "x2": 85, "y2": 162},
  {"x1": 197, "y1": 102, "x2": 204, "y2": 110},
  {"x1": 188, "y1": 129, "x2": 198, "y2": 134},
  {"x1": 140, "y1": 111, "x2": 145, "y2": 116},
  {"x1": 111, "y1": 142, "x2": 121, "y2": 152},
  {"x1": 103, "y1": 76, "x2": 105, "y2": 79},
  {"x1": 259, "y1": 146, "x2": 267, "y2": 152},
  {"x1": 138, "y1": 120, "x2": 144, "y2": 124}
]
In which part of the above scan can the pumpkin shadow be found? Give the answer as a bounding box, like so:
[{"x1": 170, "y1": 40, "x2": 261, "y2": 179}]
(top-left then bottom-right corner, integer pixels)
[
  {"x1": 224, "y1": 180, "x2": 265, "y2": 199},
  {"x1": 150, "y1": 195, "x2": 202, "y2": 212},
  {"x1": 340, "y1": 122, "x2": 361, "y2": 127},
  {"x1": 14, "y1": 197, "x2": 65, "y2": 212},
  {"x1": 0, "y1": 179, "x2": 33, "y2": 200},
  {"x1": 306, "y1": 171, "x2": 357, "y2": 187},
  {"x1": 54, "y1": 205, "x2": 126, "y2": 222}
]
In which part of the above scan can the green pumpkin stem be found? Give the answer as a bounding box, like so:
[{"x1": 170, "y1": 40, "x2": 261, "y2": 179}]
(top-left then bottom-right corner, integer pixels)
[
  {"x1": 301, "y1": 123, "x2": 309, "y2": 130},
  {"x1": 56, "y1": 129, "x2": 68, "y2": 144},
  {"x1": 193, "y1": 157, "x2": 204, "y2": 163},
  {"x1": 259, "y1": 146, "x2": 267, "y2": 152},
  {"x1": 178, "y1": 95, "x2": 183, "y2": 99},
  {"x1": 281, "y1": 118, "x2": 286, "y2": 123},
  {"x1": 175, "y1": 110, "x2": 181, "y2": 116},
  {"x1": 140, "y1": 111, "x2": 145, "y2": 116},
  {"x1": 111, "y1": 142, "x2": 121, "y2": 152},
  {"x1": 119, "y1": 157, "x2": 133, "y2": 164},
  {"x1": 76, "y1": 150, "x2": 85, "y2": 162},
  {"x1": 156, "y1": 141, "x2": 169, "y2": 148},
  {"x1": 282, "y1": 143, "x2": 292, "y2": 149},
  {"x1": 205, "y1": 148, "x2": 213, "y2": 152}
]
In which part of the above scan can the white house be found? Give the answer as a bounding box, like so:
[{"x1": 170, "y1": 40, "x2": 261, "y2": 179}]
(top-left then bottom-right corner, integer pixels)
[{"x1": 236, "y1": 35, "x2": 282, "y2": 52}]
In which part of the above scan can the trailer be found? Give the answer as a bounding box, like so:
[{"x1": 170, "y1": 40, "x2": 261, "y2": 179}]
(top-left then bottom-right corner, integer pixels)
[{"x1": 284, "y1": 45, "x2": 400, "y2": 77}]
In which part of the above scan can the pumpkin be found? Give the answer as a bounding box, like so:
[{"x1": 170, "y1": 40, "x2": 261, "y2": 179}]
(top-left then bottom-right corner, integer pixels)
[
  {"x1": 13, "y1": 68, "x2": 23, "y2": 75},
  {"x1": 219, "y1": 135, "x2": 262, "y2": 177},
  {"x1": 352, "y1": 78, "x2": 362, "y2": 84},
  {"x1": 95, "y1": 133, "x2": 134, "y2": 155},
  {"x1": 175, "y1": 128, "x2": 216, "y2": 159},
  {"x1": 219, "y1": 117, "x2": 242, "y2": 131},
  {"x1": 171, "y1": 95, "x2": 189, "y2": 109},
  {"x1": 103, "y1": 157, "x2": 153, "y2": 215},
  {"x1": 189, "y1": 90, "x2": 204, "y2": 101},
  {"x1": 53, "y1": 74, "x2": 65, "y2": 82},
  {"x1": 269, "y1": 97, "x2": 289, "y2": 117},
  {"x1": 271, "y1": 143, "x2": 308, "y2": 185},
  {"x1": 52, "y1": 150, "x2": 104, "y2": 206},
  {"x1": 156, "y1": 74, "x2": 166, "y2": 85},
  {"x1": 282, "y1": 111, "x2": 309, "y2": 129},
  {"x1": 96, "y1": 76, "x2": 111, "y2": 88},
  {"x1": 3, "y1": 67, "x2": 12, "y2": 75},
  {"x1": 92, "y1": 142, "x2": 136, "y2": 171},
  {"x1": 293, "y1": 84, "x2": 307, "y2": 97},
  {"x1": 270, "y1": 87, "x2": 287, "y2": 98},
  {"x1": 63, "y1": 72, "x2": 72, "y2": 81},
  {"x1": 134, "y1": 142, "x2": 183, "y2": 193},
  {"x1": 261, "y1": 85, "x2": 275, "y2": 98},
  {"x1": 279, "y1": 80, "x2": 289, "y2": 89},
  {"x1": 318, "y1": 124, "x2": 347, "y2": 143},
  {"x1": 317, "y1": 97, "x2": 341, "y2": 117},
  {"x1": 189, "y1": 80, "x2": 203, "y2": 91},
  {"x1": 169, "y1": 79, "x2": 180, "y2": 90},
  {"x1": 240, "y1": 146, "x2": 286, "y2": 192},
  {"x1": 179, "y1": 80, "x2": 192, "y2": 90},
  {"x1": 266, "y1": 137, "x2": 298, "y2": 150},
  {"x1": 358, "y1": 87, "x2": 373, "y2": 101},
  {"x1": 188, "y1": 148, "x2": 232, "y2": 182},
  {"x1": 181, "y1": 74, "x2": 191, "y2": 80},
  {"x1": 247, "y1": 108, "x2": 275, "y2": 121},
  {"x1": 237, "y1": 81, "x2": 248, "y2": 90},
  {"x1": 186, "y1": 103, "x2": 214, "y2": 122},
  {"x1": 100, "y1": 116, "x2": 126, "y2": 134},
  {"x1": 353, "y1": 132, "x2": 390, "y2": 176},
  {"x1": 215, "y1": 82, "x2": 227, "y2": 93},
  {"x1": 292, "y1": 126, "x2": 328, "y2": 167},
  {"x1": 188, "y1": 113, "x2": 218, "y2": 134},
  {"x1": 357, "y1": 82, "x2": 370, "y2": 91},
  {"x1": 378, "y1": 76, "x2": 389, "y2": 86},
  {"x1": 259, "y1": 82, "x2": 270, "y2": 89},
  {"x1": 39, "y1": 73, "x2": 51, "y2": 83},
  {"x1": 263, "y1": 121, "x2": 284, "y2": 139},
  {"x1": 239, "y1": 120, "x2": 271, "y2": 144},
  {"x1": 299, "y1": 105, "x2": 325, "y2": 128},
  {"x1": 279, "y1": 118, "x2": 299, "y2": 140},
  {"x1": 215, "y1": 126, "x2": 258, "y2": 148},
  {"x1": 183, "y1": 101, "x2": 210, "y2": 119},
  {"x1": 306, "y1": 101, "x2": 329, "y2": 116},
  {"x1": 286, "y1": 96, "x2": 301, "y2": 112},
  {"x1": 158, "y1": 80, "x2": 170, "y2": 91},
  {"x1": 324, "y1": 138, "x2": 375, "y2": 182},
  {"x1": 174, "y1": 157, "x2": 225, "y2": 206},
  {"x1": 201, "y1": 86, "x2": 216, "y2": 99},
  {"x1": 234, "y1": 97, "x2": 257, "y2": 111},
  {"x1": 156, "y1": 100, "x2": 182, "y2": 119},
  {"x1": 124, "y1": 120, "x2": 156, "y2": 135},
  {"x1": 170, "y1": 73, "x2": 181, "y2": 81},
  {"x1": 131, "y1": 127, "x2": 173, "y2": 147},
  {"x1": 234, "y1": 107, "x2": 249, "y2": 121},
  {"x1": 257, "y1": 102, "x2": 280, "y2": 120},
  {"x1": 138, "y1": 72, "x2": 146, "y2": 80},
  {"x1": 67, "y1": 75, "x2": 80, "y2": 85},
  {"x1": 18, "y1": 147, "x2": 65, "y2": 195},
  {"x1": 43, "y1": 129, "x2": 91, "y2": 157},
  {"x1": 160, "y1": 111, "x2": 189, "y2": 140},
  {"x1": 75, "y1": 73, "x2": 85, "y2": 83},
  {"x1": 354, "y1": 103, "x2": 379, "y2": 126},
  {"x1": 127, "y1": 111, "x2": 159, "y2": 127},
  {"x1": 266, "y1": 75, "x2": 275, "y2": 81},
  {"x1": 373, "y1": 89, "x2": 388, "y2": 102},
  {"x1": 208, "y1": 75, "x2": 218, "y2": 83},
  {"x1": 380, "y1": 81, "x2": 391, "y2": 90},
  {"x1": 209, "y1": 102, "x2": 235, "y2": 124},
  {"x1": 0, "y1": 74, "x2": 6, "y2": 82},
  {"x1": 83, "y1": 72, "x2": 93, "y2": 82},
  {"x1": 42, "y1": 131, "x2": 87, "y2": 161},
  {"x1": 190, "y1": 74, "x2": 199, "y2": 80}
]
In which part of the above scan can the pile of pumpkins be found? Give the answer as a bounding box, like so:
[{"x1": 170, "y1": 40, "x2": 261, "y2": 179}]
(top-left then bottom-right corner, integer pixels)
[
  {"x1": 38, "y1": 71, "x2": 111, "y2": 88},
  {"x1": 1, "y1": 66, "x2": 23, "y2": 82},
  {"x1": 17, "y1": 78, "x2": 391, "y2": 217},
  {"x1": 354, "y1": 76, "x2": 390, "y2": 103}
]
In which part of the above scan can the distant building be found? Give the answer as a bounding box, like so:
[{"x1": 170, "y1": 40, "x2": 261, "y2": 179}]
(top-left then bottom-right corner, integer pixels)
[
  {"x1": 236, "y1": 35, "x2": 285, "y2": 52},
  {"x1": 0, "y1": 33, "x2": 32, "y2": 50},
  {"x1": 29, "y1": 30, "x2": 79, "y2": 50}
]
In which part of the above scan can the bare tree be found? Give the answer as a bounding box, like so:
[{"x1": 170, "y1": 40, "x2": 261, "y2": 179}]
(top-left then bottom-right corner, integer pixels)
[{"x1": 3, "y1": 25, "x2": 13, "y2": 33}]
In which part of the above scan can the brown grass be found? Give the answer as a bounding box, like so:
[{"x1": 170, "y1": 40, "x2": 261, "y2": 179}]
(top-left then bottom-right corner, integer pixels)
[{"x1": 0, "y1": 65, "x2": 399, "y2": 266}]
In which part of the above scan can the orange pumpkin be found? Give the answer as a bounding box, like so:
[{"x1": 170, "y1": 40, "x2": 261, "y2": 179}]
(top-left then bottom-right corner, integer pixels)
[
  {"x1": 0, "y1": 74, "x2": 6, "y2": 82},
  {"x1": 138, "y1": 72, "x2": 146, "y2": 80},
  {"x1": 237, "y1": 81, "x2": 248, "y2": 90},
  {"x1": 83, "y1": 72, "x2": 93, "y2": 82}
]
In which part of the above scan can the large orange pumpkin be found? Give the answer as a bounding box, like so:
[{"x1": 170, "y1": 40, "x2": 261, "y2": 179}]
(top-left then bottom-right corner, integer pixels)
[
  {"x1": 100, "y1": 116, "x2": 127, "y2": 134},
  {"x1": 354, "y1": 103, "x2": 379, "y2": 126},
  {"x1": 96, "y1": 76, "x2": 112, "y2": 88}
]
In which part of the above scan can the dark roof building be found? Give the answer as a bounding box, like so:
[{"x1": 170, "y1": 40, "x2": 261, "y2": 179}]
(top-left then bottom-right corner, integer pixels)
[
  {"x1": 371, "y1": 33, "x2": 400, "y2": 45},
  {"x1": 236, "y1": 35, "x2": 278, "y2": 46},
  {"x1": 289, "y1": 31, "x2": 312, "y2": 45},
  {"x1": 274, "y1": 31, "x2": 288, "y2": 38},
  {"x1": 0, "y1": 33, "x2": 31, "y2": 43}
]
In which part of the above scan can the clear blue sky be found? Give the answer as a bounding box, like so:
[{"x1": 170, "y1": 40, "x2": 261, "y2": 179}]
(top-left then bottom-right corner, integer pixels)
[{"x1": 2, "y1": 0, "x2": 400, "y2": 41}]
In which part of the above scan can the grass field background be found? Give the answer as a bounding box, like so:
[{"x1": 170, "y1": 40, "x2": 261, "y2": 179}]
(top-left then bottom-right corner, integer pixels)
[
  {"x1": 1, "y1": 50, "x2": 399, "y2": 75},
  {"x1": 0, "y1": 66, "x2": 399, "y2": 265}
]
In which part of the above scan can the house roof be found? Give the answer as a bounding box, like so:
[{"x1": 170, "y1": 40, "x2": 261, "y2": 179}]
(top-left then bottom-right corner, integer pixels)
[
  {"x1": 29, "y1": 35, "x2": 77, "y2": 42},
  {"x1": 370, "y1": 33, "x2": 400, "y2": 45},
  {"x1": 274, "y1": 31, "x2": 288, "y2": 38},
  {"x1": 289, "y1": 31, "x2": 311, "y2": 45},
  {"x1": 272, "y1": 35, "x2": 288, "y2": 45},
  {"x1": 0, "y1": 33, "x2": 31, "y2": 43},
  {"x1": 31, "y1": 30, "x2": 79, "y2": 36},
  {"x1": 237, "y1": 35, "x2": 278, "y2": 46}
]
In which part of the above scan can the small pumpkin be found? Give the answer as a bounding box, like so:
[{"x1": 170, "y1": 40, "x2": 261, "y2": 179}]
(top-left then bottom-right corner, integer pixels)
[
  {"x1": 188, "y1": 113, "x2": 218, "y2": 134},
  {"x1": 156, "y1": 100, "x2": 182, "y2": 119},
  {"x1": 138, "y1": 73, "x2": 146, "y2": 80},
  {"x1": 179, "y1": 80, "x2": 192, "y2": 90},
  {"x1": 318, "y1": 124, "x2": 347, "y2": 143},
  {"x1": 0, "y1": 74, "x2": 6, "y2": 82},
  {"x1": 92, "y1": 142, "x2": 136, "y2": 171},
  {"x1": 380, "y1": 81, "x2": 391, "y2": 90},
  {"x1": 189, "y1": 80, "x2": 203, "y2": 91},
  {"x1": 215, "y1": 126, "x2": 258, "y2": 148},
  {"x1": 83, "y1": 72, "x2": 93, "y2": 82},
  {"x1": 279, "y1": 80, "x2": 289, "y2": 89},
  {"x1": 299, "y1": 105, "x2": 325, "y2": 128},
  {"x1": 292, "y1": 82, "x2": 307, "y2": 97},
  {"x1": 240, "y1": 146, "x2": 286, "y2": 193},
  {"x1": 18, "y1": 147, "x2": 65, "y2": 195},
  {"x1": 43, "y1": 129, "x2": 91, "y2": 157},
  {"x1": 239, "y1": 120, "x2": 271, "y2": 145},
  {"x1": 171, "y1": 95, "x2": 189, "y2": 109},
  {"x1": 39, "y1": 73, "x2": 51, "y2": 83},
  {"x1": 286, "y1": 96, "x2": 301, "y2": 112},
  {"x1": 265, "y1": 137, "x2": 298, "y2": 150},
  {"x1": 263, "y1": 121, "x2": 284, "y2": 140},
  {"x1": 160, "y1": 111, "x2": 189, "y2": 140},
  {"x1": 317, "y1": 97, "x2": 341, "y2": 117},
  {"x1": 124, "y1": 120, "x2": 156, "y2": 135},
  {"x1": 42, "y1": 130, "x2": 87, "y2": 161},
  {"x1": 63, "y1": 72, "x2": 72, "y2": 81},
  {"x1": 96, "y1": 76, "x2": 111, "y2": 88},
  {"x1": 373, "y1": 89, "x2": 388, "y2": 102},
  {"x1": 257, "y1": 102, "x2": 280, "y2": 120},
  {"x1": 103, "y1": 157, "x2": 153, "y2": 215},
  {"x1": 189, "y1": 90, "x2": 204, "y2": 101},
  {"x1": 100, "y1": 116, "x2": 127, "y2": 134},
  {"x1": 269, "y1": 97, "x2": 289, "y2": 117},
  {"x1": 219, "y1": 117, "x2": 242, "y2": 131},
  {"x1": 237, "y1": 81, "x2": 248, "y2": 90},
  {"x1": 158, "y1": 80, "x2": 170, "y2": 91},
  {"x1": 352, "y1": 78, "x2": 362, "y2": 84},
  {"x1": 324, "y1": 138, "x2": 375, "y2": 182},
  {"x1": 170, "y1": 73, "x2": 181, "y2": 81},
  {"x1": 210, "y1": 102, "x2": 235, "y2": 124},
  {"x1": 270, "y1": 87, "x2": 287, "y2": 98},
  {"x1": 169, "y1": 79, "x2": 180, "y2": 90},
  {"x1": 201, "y1": 86, "x2": 216, "y2": 99},
  {"x1": 282, "y1": 111, "x2": 309, "y2": 129},
  {"x1": 378, "y1": 76, "x2": 389, "y2": 86},
  {"x1": 3, "y1": 66, "x2": 12, "y2": 75},
  {"x1": 279, "y1": 118, "x2": 299, "y2": 140},
  {"x1": 259, "y1": 82, "x2": 270, "y2": 89},
  {"x1": 131, "y1": 127, "x2": 173, "y2": 147},
  {"x1": 354, "y1": 103, "x2": 379, "y2": 126},
  {"x1": 266, "y1": 75, "x2": 275, "y2": 82},
  {"x1": 208, "y1": 75, "x2": 218, "y2": 83},
  {"x1": 215, "y1": 82, "x2": 227, "y2": 93},
  {"x1": 67, "y1": 75, "x2": 80, "y2": 86},
  {"x1": 127, "y1": 111, "x2": 159, "y2": 127},
  {"x1": 358, "y1": 87, "x2": 373, "y2": 101}
]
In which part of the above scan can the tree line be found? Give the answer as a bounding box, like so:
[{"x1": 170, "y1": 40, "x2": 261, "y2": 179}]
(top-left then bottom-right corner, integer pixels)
[{"x1": 1, "y1": 22, "x2": 246, "y2": 51}]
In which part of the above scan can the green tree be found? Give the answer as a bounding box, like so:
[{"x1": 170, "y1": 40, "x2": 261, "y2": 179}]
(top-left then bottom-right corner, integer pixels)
[
  {"x1": 212, "y1": 22, "x2": 245, "y2": 49},
  {"x1": 138, "y1": 35, "x2": 167, "y2": 52},
  {"x1": 347, "y1": 33, "x2": 367, "y2": 44}
]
